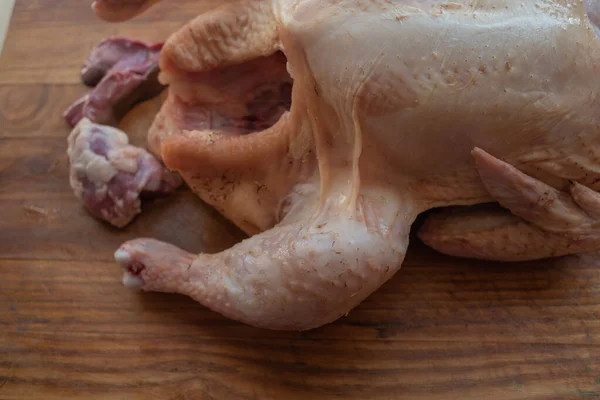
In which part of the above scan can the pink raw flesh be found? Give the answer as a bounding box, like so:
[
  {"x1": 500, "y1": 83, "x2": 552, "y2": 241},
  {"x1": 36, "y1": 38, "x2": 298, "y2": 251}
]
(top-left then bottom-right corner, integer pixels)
[
  {"x1": 64, "y1": 37, "x2": 165, "y2": 127},
  {"x1": 81, "y1": 37, "x2": 162, "y2": 86},
  {"x1": 68, "y1": 118, "x2": 182, "y2": 228},
  {"x1": 166, "y1": 52, "x2": 293, "y2": 137}
]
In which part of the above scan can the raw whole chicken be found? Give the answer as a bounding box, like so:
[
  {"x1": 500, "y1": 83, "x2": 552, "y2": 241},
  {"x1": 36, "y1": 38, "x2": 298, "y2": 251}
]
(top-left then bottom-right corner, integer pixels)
[{"x1": 84, "y1": 0, "x2": 600, "y2": 330}]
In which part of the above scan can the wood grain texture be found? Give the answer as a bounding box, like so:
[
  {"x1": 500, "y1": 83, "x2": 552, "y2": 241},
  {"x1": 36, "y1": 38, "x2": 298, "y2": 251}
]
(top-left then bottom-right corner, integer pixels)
[{"x1": 2, "y1": 1, "x2": 600, "y2": 399}]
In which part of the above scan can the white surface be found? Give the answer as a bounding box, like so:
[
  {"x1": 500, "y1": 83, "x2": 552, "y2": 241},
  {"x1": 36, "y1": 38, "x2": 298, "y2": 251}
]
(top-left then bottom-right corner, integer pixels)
[{"x1": 0, "y1": 0, "x2": 15, "y2": 56}]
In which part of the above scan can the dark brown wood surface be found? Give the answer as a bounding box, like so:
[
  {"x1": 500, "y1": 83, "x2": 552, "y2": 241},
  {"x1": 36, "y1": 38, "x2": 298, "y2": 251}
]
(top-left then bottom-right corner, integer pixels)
[{"x1": 2, "y1": 1, "x2": 600, "y2": 399}]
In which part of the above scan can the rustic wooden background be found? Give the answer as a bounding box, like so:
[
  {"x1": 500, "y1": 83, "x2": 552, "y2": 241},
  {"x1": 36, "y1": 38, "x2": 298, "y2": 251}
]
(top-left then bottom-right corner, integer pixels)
[{"x1": 2, "y1": 1, "x2": 600, "y2": 399}]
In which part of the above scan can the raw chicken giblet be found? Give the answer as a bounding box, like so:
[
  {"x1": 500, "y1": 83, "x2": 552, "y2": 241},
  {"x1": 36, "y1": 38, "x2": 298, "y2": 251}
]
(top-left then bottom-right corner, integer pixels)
[
  {"x1": 68, "y1": 118, "x2": 181, "y2": 228},
  {"x1": 64, "y1": 37, "x2": 164, "y2": 127},
  {"x1": 83, "y1": 0, "x2": 600, "y2": 330}
]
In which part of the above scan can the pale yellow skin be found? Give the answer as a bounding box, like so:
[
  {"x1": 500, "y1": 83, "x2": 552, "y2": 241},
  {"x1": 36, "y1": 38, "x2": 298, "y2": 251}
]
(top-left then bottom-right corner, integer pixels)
[{"x1": 98, "y1": 0, "x2": 600, "y2": 330}]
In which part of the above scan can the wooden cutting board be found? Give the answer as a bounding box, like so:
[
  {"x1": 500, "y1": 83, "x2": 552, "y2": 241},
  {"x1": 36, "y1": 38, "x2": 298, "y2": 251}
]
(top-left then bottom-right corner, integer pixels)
[{"x1": 1, "y1": 1, "x2": 600, "y2": 399}]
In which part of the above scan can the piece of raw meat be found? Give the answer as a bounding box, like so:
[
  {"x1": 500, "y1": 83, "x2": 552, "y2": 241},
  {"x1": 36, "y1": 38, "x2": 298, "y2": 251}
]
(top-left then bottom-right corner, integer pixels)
[
  {"x1": 64, "y1": 37, "x2": 164, "y2": 127},
  {"x1": 75, "y1": 0, "x2": 600, "y2": 330},
  {"x1": 68, "y1": 118, "x2": 181, "y2": 228},
  {"x1": 80, "y1": 36, "x2": 162, "y2": 87}
]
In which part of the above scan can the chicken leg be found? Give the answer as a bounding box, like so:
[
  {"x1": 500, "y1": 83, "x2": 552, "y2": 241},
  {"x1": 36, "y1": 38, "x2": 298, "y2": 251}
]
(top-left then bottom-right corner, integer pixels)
[
  {"x1": 115, "y1": 185, "x2": 412, "y2": 330},
  {"x1": 419, "y1": 149, "x2": 600, "y2": 261}
]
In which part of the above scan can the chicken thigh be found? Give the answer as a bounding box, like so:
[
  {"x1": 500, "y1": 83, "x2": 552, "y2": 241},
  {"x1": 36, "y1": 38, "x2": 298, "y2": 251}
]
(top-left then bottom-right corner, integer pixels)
[{"x1": 91, "y1": 0, "x2": 600, "y2": 330}]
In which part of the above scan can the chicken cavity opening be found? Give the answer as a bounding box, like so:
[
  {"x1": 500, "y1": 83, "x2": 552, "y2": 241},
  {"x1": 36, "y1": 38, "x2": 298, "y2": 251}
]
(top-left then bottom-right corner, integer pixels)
[{"x1": 166, "y1": 51, "x2": 293, "y2": 138}]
